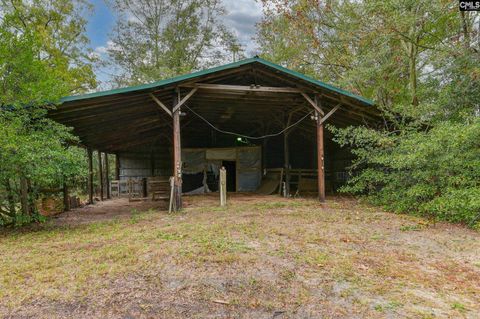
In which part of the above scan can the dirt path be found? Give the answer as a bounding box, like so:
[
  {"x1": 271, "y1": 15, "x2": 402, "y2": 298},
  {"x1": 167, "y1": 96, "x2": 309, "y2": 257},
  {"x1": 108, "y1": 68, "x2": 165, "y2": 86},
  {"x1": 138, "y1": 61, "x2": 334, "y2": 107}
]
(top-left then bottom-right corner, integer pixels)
[
  {"x1": 52, "y1": 197, "x2": 168, "y2": 225},
  {"x1": 1, "y1": 194, "x2": 479, "y2": 318}
]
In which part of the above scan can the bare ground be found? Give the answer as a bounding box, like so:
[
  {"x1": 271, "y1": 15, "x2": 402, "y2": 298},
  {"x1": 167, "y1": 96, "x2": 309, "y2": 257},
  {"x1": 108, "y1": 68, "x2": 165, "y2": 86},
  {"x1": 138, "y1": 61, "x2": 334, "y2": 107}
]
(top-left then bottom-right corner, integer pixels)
[{"x1": 0, "y1": 194, "x2": 479, "y2": 318}]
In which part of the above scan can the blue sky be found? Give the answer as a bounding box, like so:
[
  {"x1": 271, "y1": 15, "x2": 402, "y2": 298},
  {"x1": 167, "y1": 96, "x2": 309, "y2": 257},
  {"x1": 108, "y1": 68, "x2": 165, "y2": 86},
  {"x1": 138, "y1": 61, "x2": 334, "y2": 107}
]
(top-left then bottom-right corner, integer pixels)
[
  {"x1": 86, "y1": 0, "x2": 115, "y2": 52},
  {"x1": 85, "y1": 0, "x2": 262, "y2": 85}
]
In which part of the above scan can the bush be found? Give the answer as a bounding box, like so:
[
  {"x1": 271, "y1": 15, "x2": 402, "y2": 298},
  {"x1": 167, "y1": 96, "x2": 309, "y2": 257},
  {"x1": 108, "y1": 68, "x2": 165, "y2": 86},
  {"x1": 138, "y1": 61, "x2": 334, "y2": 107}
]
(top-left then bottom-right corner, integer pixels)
[{"x1": 331, "y1": 118, "x2": 480, "y2": 226}]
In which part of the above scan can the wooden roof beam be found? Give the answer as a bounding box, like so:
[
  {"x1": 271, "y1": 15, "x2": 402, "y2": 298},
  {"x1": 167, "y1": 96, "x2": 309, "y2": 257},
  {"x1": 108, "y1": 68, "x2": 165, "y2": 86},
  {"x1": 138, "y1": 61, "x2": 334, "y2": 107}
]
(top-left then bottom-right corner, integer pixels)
[
  {"x1": 301, "y1": 92, "x2": 325, "y2": 116},
  {"x1": 149, "y1": 93, "x2": 172, "y2": 117},
  {"x1": 319, "y1": 103, "x2": 341, "y2": 125},
  {"x1": 181, "y1": 83, "x2": 303, "y2": 94},
  {"x1": 172, "y1": 87, "x2": 198, "y2": 113}
]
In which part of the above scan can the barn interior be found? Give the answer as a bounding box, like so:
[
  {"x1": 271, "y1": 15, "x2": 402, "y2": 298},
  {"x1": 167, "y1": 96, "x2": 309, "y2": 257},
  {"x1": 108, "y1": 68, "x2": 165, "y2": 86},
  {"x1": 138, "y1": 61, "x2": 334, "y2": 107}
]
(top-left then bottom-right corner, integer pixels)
[{"x1": 49, "y1": 57, "x2": 378, "y2": 209}]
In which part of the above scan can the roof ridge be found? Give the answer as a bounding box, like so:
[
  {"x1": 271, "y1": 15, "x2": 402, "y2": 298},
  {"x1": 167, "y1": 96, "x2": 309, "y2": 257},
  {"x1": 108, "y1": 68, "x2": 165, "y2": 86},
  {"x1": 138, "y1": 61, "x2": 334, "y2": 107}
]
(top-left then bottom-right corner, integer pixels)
[{"x1": 61, "y1": 56, "x2": 374, "y2": 106}]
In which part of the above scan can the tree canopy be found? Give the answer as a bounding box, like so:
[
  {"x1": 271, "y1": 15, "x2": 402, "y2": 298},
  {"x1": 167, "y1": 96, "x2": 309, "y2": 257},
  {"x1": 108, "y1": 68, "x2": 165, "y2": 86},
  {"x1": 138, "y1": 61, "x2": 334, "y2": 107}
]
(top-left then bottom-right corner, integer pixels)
[
  {"x1": 1, "y1": 0, "x2": 479, "y2": 227},
  {"x1": 258, "y1": 0, "x2": 480, "y2": 226},
  {"x1": 0, "y1": 0, "x2": 96, "y2": 225},
  {"x1": 105, "y1": 0, "x2": 244, "y2": 86}
]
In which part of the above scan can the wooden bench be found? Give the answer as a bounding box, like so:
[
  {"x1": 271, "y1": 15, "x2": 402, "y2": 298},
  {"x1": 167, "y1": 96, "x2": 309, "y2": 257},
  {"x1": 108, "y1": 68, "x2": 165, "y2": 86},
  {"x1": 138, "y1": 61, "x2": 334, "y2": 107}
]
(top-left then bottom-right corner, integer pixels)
[{"x1": 147, "y1": 177, "x2": 170, "y2": 201}]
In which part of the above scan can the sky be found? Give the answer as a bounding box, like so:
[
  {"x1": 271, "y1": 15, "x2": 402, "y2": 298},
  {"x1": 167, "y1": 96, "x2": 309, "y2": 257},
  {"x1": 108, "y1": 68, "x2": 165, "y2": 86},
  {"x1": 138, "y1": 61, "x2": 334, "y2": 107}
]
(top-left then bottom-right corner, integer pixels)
[{"x1": 86, "y1": 0, "x2": 263, "y2": 84}]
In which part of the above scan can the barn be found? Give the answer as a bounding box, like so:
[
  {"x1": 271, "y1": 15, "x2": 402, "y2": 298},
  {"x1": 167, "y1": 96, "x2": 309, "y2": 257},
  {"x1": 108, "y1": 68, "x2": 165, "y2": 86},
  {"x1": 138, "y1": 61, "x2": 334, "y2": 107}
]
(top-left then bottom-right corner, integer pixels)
[{"x1": 49, "y1": 57, "x2": 377, "y2": 210}]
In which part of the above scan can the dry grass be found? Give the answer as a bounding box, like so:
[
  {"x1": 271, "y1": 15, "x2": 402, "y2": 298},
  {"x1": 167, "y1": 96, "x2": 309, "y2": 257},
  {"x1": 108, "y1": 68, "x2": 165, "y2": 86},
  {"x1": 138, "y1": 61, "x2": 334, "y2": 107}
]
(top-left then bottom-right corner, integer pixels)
[{"x1": 0, "y1": 194, "x2": 479, "y2": 318}]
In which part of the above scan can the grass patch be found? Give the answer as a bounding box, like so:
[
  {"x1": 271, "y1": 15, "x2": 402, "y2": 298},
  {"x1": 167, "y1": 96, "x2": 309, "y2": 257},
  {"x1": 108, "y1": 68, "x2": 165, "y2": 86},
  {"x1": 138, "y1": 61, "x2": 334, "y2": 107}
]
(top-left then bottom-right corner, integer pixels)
[{"x1": 1, "y1": 195, "x2": 479, "y2": 318}]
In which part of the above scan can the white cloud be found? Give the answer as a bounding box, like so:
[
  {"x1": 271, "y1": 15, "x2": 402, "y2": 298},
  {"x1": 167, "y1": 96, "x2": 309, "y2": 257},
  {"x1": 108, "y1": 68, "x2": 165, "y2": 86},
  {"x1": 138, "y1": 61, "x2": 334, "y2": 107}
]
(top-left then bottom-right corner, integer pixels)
[
  {"x1": 94, "y1": 40, "x2": 119, "y2": 56},
  {"x1": 222, "y1": 0, "x2": 263, "y2": 55}
]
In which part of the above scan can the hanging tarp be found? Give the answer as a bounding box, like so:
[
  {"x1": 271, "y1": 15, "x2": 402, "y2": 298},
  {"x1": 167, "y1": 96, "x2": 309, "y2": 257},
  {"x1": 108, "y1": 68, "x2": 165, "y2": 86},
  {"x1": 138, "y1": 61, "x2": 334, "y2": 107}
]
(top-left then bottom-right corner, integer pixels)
[
  {"x1": 237, "y1": 147, "x2": 262, "y2": 191},
  {"x1": 206, "y1": 148, "x2": 236, "y2": 160},
  {"x1": 238, "y1": 170, "x2": 262, "y2": 191},
  {"x1": 181, "y1": 146, "x2": 262, "y2": 193},
  {"x1": 237, "y1": 147, "x2": 261, "y2": 168},
  {"x1": 182, "y1": 149, "x2": 206, "y2": 174}
]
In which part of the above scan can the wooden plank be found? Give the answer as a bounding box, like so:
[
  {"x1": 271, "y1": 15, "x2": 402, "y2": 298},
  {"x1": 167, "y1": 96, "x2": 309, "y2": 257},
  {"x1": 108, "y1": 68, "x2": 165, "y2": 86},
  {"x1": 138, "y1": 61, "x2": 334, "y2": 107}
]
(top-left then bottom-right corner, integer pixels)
[
  {"x1": 149, "y1": 93, "x2": 172, "y2": 117},
  {"x1": 182, "y1": 83, "x2": 303, "y2": 94},
  {"x1": 319, "y1": 103, "x2": 341, "y2": 125},
  {"x1": 301, "y1": 92, "x2": 325, "y2": 116}
]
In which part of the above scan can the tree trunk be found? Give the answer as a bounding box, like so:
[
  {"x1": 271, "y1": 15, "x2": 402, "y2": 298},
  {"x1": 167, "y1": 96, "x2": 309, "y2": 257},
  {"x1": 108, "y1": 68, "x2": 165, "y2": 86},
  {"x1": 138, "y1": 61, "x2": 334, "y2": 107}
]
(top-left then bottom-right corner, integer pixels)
[
  {"x1": 4, "y1": 179, "x2": 16, "y2": 216},
  {"x1": 63, "y1": 181, "x2": 70, "y2": 212},
  {"x1": 460, "y1": 11, "x2": 471, "y2": 49},
  {"x1": 408, "y1": 43, "x2": 418, "y2": 106},
  {"x1": 20, "y1": 177, "x2": 29, "y2": 216}
]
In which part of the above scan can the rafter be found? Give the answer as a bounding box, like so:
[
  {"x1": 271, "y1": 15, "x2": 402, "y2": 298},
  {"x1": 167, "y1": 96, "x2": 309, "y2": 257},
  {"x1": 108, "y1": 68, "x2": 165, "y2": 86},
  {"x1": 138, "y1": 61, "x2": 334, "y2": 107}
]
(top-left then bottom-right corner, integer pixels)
[
  {"x1": 181, "y1": 83, "x2": 303, "y2": 94},
  {"x1": 172, "y1": 87, "x2": 198, "y2": 113},
  {"x1": 319, "y1": 103, "x2": 341, "y2": 125},
  {"x1": 301, "y1": 92, "x2": 325, "y2": 116},
  {"x1": 149, "y1": 93, "x2": 172, "y2": 117}
]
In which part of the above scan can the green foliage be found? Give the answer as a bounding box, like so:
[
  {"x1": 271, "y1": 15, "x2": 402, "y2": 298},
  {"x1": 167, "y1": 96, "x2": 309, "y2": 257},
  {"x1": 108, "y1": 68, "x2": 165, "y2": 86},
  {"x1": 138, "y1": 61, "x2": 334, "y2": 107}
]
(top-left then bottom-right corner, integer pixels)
[
  {"x1": 0, "y1": 0, "x2": 96, "y2": 226},
  {"x1": 105, "y1": 0, "x2": 244, "y2": 86},
  {"x1": 258, "y1": 0, "x2": 480, "y2": 226},
  {"x1": 331, "y1": 120, "x2": 480, "y2": 225}
]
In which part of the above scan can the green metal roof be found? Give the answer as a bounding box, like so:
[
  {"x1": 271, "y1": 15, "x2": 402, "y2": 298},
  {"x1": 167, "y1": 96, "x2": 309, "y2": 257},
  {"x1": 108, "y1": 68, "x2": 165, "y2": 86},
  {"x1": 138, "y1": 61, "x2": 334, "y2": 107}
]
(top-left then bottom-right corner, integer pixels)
[{"x1": 61, "y1": 56, "x2": 374, "y2": 106}]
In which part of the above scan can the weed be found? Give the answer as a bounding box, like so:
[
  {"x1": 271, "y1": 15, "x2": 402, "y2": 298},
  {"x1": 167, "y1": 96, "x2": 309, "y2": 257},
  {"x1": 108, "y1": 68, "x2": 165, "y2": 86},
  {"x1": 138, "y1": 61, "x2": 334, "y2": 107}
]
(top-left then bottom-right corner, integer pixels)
[
  {"x1": 451, "y1": 302, "x2": 467, "y2": 312},
  {"x1": 399, "y1": 224, "x2": 423, "y2": 231},
  {"x1": 156, "y1": 231, "x2": 186, "y2": 240}
]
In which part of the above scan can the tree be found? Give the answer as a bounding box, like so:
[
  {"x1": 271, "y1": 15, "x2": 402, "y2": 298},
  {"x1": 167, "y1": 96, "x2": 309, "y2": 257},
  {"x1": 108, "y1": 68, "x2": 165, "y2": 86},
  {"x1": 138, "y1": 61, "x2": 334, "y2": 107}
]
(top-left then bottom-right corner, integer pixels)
[
  {"x1": 106, "y1": 0, "x2": 244, "y2": 86},
  {"x1": 258, "y1": 0, "x2": 480, "y2": 226},
  {"x1": 0, "y1": 0, "x2": 96, "y2": 225}
]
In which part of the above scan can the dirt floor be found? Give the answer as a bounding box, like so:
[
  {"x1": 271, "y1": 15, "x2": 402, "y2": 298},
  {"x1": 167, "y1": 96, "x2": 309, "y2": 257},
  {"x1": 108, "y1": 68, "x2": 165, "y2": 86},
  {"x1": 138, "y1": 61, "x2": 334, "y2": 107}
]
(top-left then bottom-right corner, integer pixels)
[{"x1": 1, "y1": 194, "x2": 479, "y2": 319}]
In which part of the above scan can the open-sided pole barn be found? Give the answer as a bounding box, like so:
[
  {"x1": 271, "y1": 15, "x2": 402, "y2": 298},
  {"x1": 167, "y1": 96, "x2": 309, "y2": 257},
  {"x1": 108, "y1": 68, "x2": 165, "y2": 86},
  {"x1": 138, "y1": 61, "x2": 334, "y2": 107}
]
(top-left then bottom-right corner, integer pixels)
[{"x1": 50, "y1": 57, "x2": 376, "y2": 210}]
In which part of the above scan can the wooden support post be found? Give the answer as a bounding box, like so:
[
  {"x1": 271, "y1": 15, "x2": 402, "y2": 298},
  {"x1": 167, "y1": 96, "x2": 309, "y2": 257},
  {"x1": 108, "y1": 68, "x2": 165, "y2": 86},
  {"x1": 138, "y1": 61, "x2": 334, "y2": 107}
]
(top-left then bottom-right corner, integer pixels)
[
  {"x1": 98, "y1": 151, "x2": 104, "y2": 201},
  {"x1": 63, "y1": 181, "x2": 70, "y2": 212},
  {"x1": 172, "y1": 90, "x2": 182, "y2": 210},
  {"x1": 317, "y1": 118, "x2": 325, "y2": 202},
  {"x1": 283, "y1": 112, "x2": 294, "y2": 197},
  {"x1": 315, "y1": 96, "x2": 326, "y2": 202},
  {"x1": 105, "y1": 153, "x2": 110, "y2": 199},
  {"x1": 283, "y1": 130, "x2": 290, "y2": 197},
  {"x1": 87, "y1": 148, "x2": 94, "y2": 204},
  {"x1": 115, "y1": 153, "x2": 120, "y2": 180},
  {"x1": 220, "y1": 167, "x2": 227, "y2": 206}
]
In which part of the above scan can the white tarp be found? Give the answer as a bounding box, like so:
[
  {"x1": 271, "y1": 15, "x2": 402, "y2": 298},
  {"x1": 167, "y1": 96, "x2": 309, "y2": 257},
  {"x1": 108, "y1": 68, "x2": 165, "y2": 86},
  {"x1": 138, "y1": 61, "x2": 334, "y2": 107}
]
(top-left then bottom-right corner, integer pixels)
[{"x1": 182, "y1": 146, "x2": 262, "y2": 193}]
